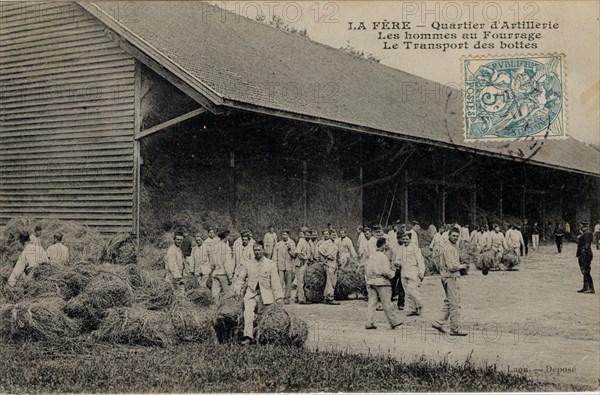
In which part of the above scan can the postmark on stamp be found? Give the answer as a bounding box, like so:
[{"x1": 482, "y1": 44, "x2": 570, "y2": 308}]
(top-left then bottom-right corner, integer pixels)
[{"x1": 463, "y1": 54, "x2": 565, "y2": 141}]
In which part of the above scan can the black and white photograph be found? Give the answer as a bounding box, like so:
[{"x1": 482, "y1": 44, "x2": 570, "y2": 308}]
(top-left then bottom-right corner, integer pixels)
[{"x1": 0, "y1": 1, "x2": 598, "y2": 393}]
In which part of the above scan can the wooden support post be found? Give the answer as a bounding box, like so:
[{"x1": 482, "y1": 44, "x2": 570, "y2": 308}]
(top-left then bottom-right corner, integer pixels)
[
  {"x1": 229, "y1": 151, "x2": 236, "y2": 224},
  {"x1": 470, "y1": 186, "x2": 477, "y2": 225},
  {"x1": 403, "y1": 168, "x2": 409, "y2": 223},
  {"x1": 133, "y1": 60, "x2": 142, "y2": 256},
  {"x1": 359, "y1": 135, "x2": 364, "y2": 225},
  {"x1": 542, "y1": 195, "x2": 546, "y2": 240},
  {"x1": 303, "y1": 160, "x2": 308, "y2": 226}
]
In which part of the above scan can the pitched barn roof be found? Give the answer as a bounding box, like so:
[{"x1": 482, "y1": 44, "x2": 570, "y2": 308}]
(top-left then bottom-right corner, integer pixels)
[{"x1": 81, "y1": 1, "x2": 599, "y2": 176}]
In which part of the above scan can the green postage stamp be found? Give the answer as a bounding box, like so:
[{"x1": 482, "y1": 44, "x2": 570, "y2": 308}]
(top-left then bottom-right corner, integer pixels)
[{"x1": 463, "y1": 54, "x2": 566, "y2": 141}]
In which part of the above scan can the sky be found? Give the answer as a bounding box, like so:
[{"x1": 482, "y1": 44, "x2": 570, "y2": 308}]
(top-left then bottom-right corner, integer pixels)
[{"x1": 217, "y1": 1, "x2": 599, "y2": 145}]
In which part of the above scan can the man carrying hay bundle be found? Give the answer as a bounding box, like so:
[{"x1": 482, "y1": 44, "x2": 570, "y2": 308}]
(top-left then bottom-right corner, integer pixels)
[
  {"x1": 365, "y1": 237, "x2": 403, "y2": 330},
  {"x1": 210, "y1": 229, "x2": 235, "y2": 304},
  {"x1": 338, "y1": 229, "x2": 358, "y2": 267},
  {"x1": 233, "y1": 231, "x2": 255, "y2": 276},
  {"x1": 8, "y1": 231, "x2": 49, "y2": 287},
  {"x1": 506, "y1": 224, "x2": 524, "y2": 257},
  {"x1": 190, "y1": 233, "x2": 211, "y2": 287},
  {"x1": 432, "y1": 228, "x2": 468, "y2": 336},
  {"x1": 294, "y1": 227, "x2": 311, "y2": 304},
  {"x1": 408, "y1": 222, "x2": 421, "y2": 247},
  {"x1": 47, "y1": 233, "x2": 69, "y2": 265},
  {"x1": 164, "y1": 232, "x2": 187, "y2": 292},
  {"x1": 356, "y1": 225, "x2": 367, "y2": 254},
  {"x1": 318, "y1": 229, "x2": 340, "y2": 305},
  {"x1": 235, "y1": 242, "x2": 284, "y2": 345},
  {"x1": 490, "y1": 224, "x2": 507, "y2": 267},
  {"x1": 233, "y1": 230, "x2": 255, "y2": 271},
  {"x1": 263, "y1": 225, "x2": 278, "y2": 259},
  {"x1": 273, "y1": 230, "x2": 297, "y2": 304},
  {"x1": 395, "y1": 231, "x2": 425, "y2": 316}
]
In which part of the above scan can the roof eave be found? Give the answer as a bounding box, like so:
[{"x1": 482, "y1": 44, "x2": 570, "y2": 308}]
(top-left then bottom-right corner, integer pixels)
[{"x1": 79, "y1": 1, "x2": 600, "y2": 178}]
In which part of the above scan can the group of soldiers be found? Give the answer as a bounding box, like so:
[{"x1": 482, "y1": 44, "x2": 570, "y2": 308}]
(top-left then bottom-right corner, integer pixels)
[{"x1": 163, "y1": 219, "x2": 474, "y2": 342}]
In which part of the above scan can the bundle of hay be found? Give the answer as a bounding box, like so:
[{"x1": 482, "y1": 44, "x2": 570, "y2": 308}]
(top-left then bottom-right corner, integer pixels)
[
  {"x1": 169, "y1": 298, "x2": 216, "y2": 344},
  {"x1": 0, "y1": 298, "x2": 79, "y2": 342},
  {"x1": 355, "y1": 266, "x2": 367, "y2": 298},
  {"x1": 416, "y1": 229, "x2": 433, "y2": 251},
  {"x1": 64, "y1": 277, "x2": 134, "y2": 331},
  {"x1": 0, "y1": 267, "x2": 22, "y2": 304},
  {"x1": 213, "y1": 295, "x2": 243, "y2": 343},
  {"x1": 101, "y1": 233, "x2": 137, "y2": 265},
  {"x1": 73, "y1": 263, "x2": 134, "y2": 287},
  {"x1": 93, "y1": 307, "x2": 174, "y2": 348},
  {"x1": 20, "y1": 264, "x2": 89, "y2": 300},
  {"x1": 183, "y1": 276, "x2": 200, "y2": 291},
  {"x1": 186, "y1": 287, "x2": 212, "y2": 307},
  {"x1": 422, "y1": 249, "x2": 440, "y2": 275},
  {"x1": 138, "y1": 244, "x2": 165, "y2": 270},
  {"x1": 288, "y1": 314, "x2": 309, "y2": 347},
  {"x1": 304, "y1": 263, "x2": 326, "y2": 303},
  {"x1": 501, "y1": 250, "x2": 520, "y2": 270},
  {"x1": 159, "y1": 232, "x2": 175, "y2": 249},
  {"x1": 254, "y1": 304, "x2": 308, "y2": 347},
  {"x1": 334, "y1": 266, "x2": 365, "y2": 300},
  {"x1": 476, "y1": 247, "x2": 496, "y2": 274},
  {"x1": 130, "y1": 269, "x2": 174, "y2": 311}
]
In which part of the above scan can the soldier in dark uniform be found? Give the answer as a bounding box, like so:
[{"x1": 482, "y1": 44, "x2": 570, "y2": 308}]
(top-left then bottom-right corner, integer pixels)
[
  {"x1": 554, "y1": 224, "x2": 564, "y2": 253},
  {"x1": 576, "y1": 221, "x2": 595, "y2": 294}
]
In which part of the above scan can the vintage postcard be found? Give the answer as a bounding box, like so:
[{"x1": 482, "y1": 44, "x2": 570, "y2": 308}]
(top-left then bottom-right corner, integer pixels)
[{"x1": 0, "y1": 1, "x2": 598, "y2": 394}]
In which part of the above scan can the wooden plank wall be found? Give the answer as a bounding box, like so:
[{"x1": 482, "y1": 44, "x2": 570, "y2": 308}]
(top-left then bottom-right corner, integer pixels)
[{"x1": 0, "y1": 2, "x2": 135, "y2": 233}]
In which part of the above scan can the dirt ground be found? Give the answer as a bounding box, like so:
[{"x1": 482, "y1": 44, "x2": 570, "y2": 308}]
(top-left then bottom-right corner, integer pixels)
[{"x1": 288, "y1": 242, "x2": 600, "y2": 389}]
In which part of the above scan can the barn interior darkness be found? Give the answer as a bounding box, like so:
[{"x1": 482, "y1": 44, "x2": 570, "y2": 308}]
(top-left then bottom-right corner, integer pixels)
[{"x1": 137, "y1": 64, "x2": 597, "y2": 242}]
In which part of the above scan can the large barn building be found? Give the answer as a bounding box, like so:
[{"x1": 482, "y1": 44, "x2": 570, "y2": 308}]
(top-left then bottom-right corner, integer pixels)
[{"x1": 1, "y1": 1, "x2": 599, "y2": 242}]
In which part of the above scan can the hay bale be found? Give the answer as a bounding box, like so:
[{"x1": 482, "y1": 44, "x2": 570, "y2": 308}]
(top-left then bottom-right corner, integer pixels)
[
  {"x1": 423, "y1": 249, "x2": 440, "y2": 275},
  {"x1": 501, "y1": 250, "x2": 520, "y2": 269},
  {"x1": 20, "y1": 264, "x2": 89, "y2": 300},
  {"x1": 304, "y1": 263, "x2": 326, "y2": 303},
  {"x1": 93, "y1": 307, "x2": 175, "y2": 347},
  {"x1": 101, "y1": 233, "x2": 137, "y2": 265},
  {"x1": 138, "y1": 245, "x2": 165, "y2": 270},
  {"x1": 334, "y1": 267, "x2": 364, "y2": 300},
  {"x1": 476, "y1": 248, "x2": 496, "y2": 271},
  {"x1": 0, "y1": 298, "x2": 79, "y2": 342},
  {"x1": 64, "y1": 277, "x2": 134, "y2": 331},
  {"x1": 186, "y1": 287, "x2": 213, "y2": 307},
  {"x1": 416, "y1": 229, "x2": 433, "y2": 250},
  {"x1": 169, "y1": 298, "x2": 216, "y2": 344},
  {"x1": 288, "y1": 314, "x2": 309, "y2": 347},
  {"x1": 182, "y1": 276, "x2": 199, "y2": 291},
  {"x1": 130, "y1": 268, "x2": 174, "y2": 311},
  {"x1": 159, "y1": 233, "x2": 175, "y2": 249},
  {"x1": 214, "y1": 295, "x2": 243, "y2": 343},
  {"x1": 254, "y1": 304, "x2": 308, "y2": 347}
]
